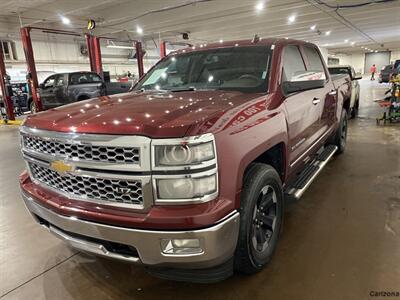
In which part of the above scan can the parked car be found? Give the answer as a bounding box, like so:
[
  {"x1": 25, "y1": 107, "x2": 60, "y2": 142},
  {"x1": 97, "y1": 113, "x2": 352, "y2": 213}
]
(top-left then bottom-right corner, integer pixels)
[
  {"x1": 379, "y1": 64, "x2": 394, "y2": 83},
  {"x1": 0, "y1": 82, "x2": 30, "y2": 116},
  {"x1": 29, "y1": 71, "x2": 131, "y2": 112},
  {"x1": 19, "y1": 38, "x2": 351, "y2": 282},
  {"x1": 328, "y1": 65, "x2": 362, "y2": 118}
]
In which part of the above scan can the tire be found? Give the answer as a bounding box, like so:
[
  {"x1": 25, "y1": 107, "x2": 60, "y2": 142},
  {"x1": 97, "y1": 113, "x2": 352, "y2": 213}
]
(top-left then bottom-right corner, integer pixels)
[
  {"x1": 350, "y1": 98, "x2": 359, "y2": 119},
  {"x1": 29, "y1": 101, "x2": 37, "y2": 114},
  {"x1": 329, "y1": 108, "x2": 348, "y2": 154},
  {"x1": 234, "y1": 163, "x2": 284, "y2": 274}
]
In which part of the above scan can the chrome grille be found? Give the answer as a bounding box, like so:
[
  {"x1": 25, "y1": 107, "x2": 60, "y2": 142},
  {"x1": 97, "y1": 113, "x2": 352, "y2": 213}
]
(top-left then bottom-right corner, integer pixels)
[
  {"x1": 23, "y1": 135, "x2": 140, "y2": 164},
  {"x1": 29, "y1": 163, "x2": 143, "y2": 205}
]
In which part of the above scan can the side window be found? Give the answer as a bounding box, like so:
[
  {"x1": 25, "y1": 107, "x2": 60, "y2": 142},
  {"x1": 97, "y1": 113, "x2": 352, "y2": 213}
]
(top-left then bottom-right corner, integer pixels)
[
  {"x1": 70, "y1": 73, "x2": 102, "y2": 85},
  {"x1": 55, "y1": 75, "x2": 65, "y2": 87},
  {"x1": 43, "y1": 76, "x2": 55, "y2": 89},
  {"x1": 303, "y1": 46, "x2": 327, "y2": 80},
  {"x1": 282, "y1": 46, "x2": 307, "y2": 82},
  {"x1": 87, "y1": 73, "x2": 102, "y2": 83}
]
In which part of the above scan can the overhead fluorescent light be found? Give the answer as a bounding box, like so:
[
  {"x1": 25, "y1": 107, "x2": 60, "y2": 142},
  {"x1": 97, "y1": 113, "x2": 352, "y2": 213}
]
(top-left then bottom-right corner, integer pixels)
[
  {"x1": 136, "y1": 26, "x2": 143, "y2": 35},
  {"x1": 325, "y1": 31, "x2": 331, "y2": 36},
  {"x1": 344, "y1": 39, "x2": 349, "y2": 43},
  {"x1": 351, "y1": 41, "x2": 355, "y2": 45},
  {"x1": 61, "y1": 16, "x2": 70, "y2": 25},
  {"x1": 288, "y1": 15, "x2": 296, "y2": 24},
  {"x1": 310, "y1": 25, "x2": 316, "y2": 31},
  {"x1": 255, "y1": 2, "x2": 264, "y2": 11},
  {"x1": 106, "y1": 44, "x2": 135, "y2": 49}
]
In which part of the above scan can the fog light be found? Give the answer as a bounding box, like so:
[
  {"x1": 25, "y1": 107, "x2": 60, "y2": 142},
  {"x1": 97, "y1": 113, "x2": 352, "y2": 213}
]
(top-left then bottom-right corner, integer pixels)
[{"x1": 161, "y1": 238, "x2": 203, "y2": 255}]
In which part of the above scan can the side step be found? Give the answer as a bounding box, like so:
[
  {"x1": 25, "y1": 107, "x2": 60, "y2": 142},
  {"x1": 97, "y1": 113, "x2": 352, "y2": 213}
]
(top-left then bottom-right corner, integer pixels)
[{"x1": 285, "y1": 145, "x2": 338, "y2": 200}]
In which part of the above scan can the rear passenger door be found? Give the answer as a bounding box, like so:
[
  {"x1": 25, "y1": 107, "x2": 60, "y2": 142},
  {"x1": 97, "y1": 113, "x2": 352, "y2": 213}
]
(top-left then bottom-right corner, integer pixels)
[{"x1": 282, "y1": 45, "x2": 327, "y2": 169}]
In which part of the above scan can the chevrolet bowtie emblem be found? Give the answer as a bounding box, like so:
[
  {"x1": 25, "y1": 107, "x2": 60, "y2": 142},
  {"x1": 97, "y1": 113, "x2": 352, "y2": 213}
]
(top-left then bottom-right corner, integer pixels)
[{"x1": 50, "y1": 160, "x2": 73, "y2": 175}]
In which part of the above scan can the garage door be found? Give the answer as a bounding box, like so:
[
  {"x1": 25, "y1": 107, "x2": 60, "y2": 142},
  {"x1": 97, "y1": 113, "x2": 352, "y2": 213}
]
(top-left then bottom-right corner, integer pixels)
[{"x1": 364, "y1": 51, "x2": 391, "y2": 74}]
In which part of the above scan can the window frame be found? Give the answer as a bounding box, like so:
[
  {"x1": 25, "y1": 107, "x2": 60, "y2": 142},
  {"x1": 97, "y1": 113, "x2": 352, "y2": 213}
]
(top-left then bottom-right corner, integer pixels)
[
  {"x1": 281, "y1": 44, "x2": 308, "y2": 83},
  {"x1": 300, "y1": 45, "x2": 329, "y2": 83},
  {"x1": 42, "y1": 75, "x2": 56, "y2": 89}
]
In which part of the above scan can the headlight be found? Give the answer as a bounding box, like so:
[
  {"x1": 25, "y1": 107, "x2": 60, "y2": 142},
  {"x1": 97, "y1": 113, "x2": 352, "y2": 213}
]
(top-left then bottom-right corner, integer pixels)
[
  {"x1": 157, "y1": 174, "x2": 217, "y2": 200},
  {"x1": 152, "y1": 134, "x2": 218, "y2": 204},
  {"x1": 152, "y1": 134, "x2": 216, "y2": 168},
  {"x1": 155, "y1": 142, "x2": 214, "y2": 166}
]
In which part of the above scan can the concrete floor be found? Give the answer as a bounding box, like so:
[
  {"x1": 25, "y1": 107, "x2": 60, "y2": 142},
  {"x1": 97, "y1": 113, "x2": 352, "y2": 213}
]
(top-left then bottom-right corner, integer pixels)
[{"x1": 0, "y1": 79, "x2": 399, "y2": 300}]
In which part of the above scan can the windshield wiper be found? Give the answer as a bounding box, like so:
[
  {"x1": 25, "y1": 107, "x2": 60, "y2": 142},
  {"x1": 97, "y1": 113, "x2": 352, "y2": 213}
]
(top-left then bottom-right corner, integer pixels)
[{"x1": 170, "y1": 87, "x2": 196, "y2": 92}]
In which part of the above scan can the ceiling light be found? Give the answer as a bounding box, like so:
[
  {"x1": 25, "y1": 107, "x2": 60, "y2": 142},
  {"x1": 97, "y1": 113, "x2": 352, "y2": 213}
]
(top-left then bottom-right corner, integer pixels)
[
  {"x1": 136, "y1": 26, "x2": 143, "y2": 35},
  {"x1": 61, "y1": 16, "x2": 70, "y2": 25},
  {"x1": 106, "y1": 44, "x2": 135, "y2": 49},
  {"x1": 219, "y1": 39, "x2": 223, "y2": 43},
  {"x1": 375, "y1": 50, "x2": 378, "y2": 53},
  {"x1": 310, "y1": 25, "x2": 316, "y2": 31},
  {"x1": 325, "y1": 31, "x2": 331, "y2": 36},
  {"x1": 255, "y1": 2, "x2": 264, "y2": 11},
  {"x1": 344, "y1": 39, "x2": 349, "y2": 43},
  {"x1": 351, "y1": 41, "x2": 355, "y2": 45},
  {"x1": 288, "y1": 15, "x2": 296, "y2": 24},
  {"x1": 285, "y1": 37, "x2": 289, "y2": 40}
]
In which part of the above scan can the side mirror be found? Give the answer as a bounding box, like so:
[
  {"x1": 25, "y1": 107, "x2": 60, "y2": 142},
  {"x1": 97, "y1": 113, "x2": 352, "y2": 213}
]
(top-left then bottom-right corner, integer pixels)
[
  {"x1": 282, "y1": 80, "x2": 325, "y2": 95},
  {"x1": 354, "y1": 76, "x2": 362, "y2": 80}
]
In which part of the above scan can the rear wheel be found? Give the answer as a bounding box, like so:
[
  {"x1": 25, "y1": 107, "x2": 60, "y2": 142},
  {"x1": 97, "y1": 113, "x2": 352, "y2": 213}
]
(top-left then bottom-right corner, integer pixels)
[
  {"x1": 234, "y1": 163, "x2": 284, "y2": 274},
  {"x1": 350, "y1": 98, "x2": 359, "y2": 118},
  {"x1": 329, "y1": 108, "x2": 348, "y2": 154}
]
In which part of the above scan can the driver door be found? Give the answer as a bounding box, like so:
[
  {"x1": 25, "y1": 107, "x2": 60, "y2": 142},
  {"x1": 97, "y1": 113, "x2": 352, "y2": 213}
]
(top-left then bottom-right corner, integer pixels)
[{"x1": 39, "y1": 75, "x2": 56, "y2": 109}]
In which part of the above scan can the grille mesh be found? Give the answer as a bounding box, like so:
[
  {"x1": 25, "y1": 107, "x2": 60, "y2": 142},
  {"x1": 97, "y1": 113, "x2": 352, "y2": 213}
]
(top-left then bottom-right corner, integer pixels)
[
  {"x1": 29, "y1": 163, "x2": 143, "y2": 205},
  {"x1": 23, "y1": 135, "x2": 140, "y2": 164}
]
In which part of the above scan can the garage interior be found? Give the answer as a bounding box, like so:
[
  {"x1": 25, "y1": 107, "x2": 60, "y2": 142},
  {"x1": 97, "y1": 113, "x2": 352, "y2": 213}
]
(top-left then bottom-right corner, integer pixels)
[{"x1": 0, "y1": 0, "x2": 399, "y2": 299}]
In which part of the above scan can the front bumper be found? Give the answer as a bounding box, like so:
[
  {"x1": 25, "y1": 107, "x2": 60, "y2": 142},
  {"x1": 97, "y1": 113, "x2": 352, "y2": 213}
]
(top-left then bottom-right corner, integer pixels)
[{"x1": 22, "y1": 191, "x2": 240, "y2": 269}]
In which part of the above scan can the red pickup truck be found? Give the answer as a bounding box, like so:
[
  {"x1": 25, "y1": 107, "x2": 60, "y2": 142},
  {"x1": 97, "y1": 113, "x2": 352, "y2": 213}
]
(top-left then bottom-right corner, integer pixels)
[{"x1": 19, "y1": 38, "x2": 351, "y2": 282}]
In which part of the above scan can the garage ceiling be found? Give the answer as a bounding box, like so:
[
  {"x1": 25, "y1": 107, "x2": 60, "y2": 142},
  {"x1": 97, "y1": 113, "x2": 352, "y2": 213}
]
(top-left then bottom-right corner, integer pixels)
[{"x1": 0, "y1": 0, "x2": 399, "y2": 53}]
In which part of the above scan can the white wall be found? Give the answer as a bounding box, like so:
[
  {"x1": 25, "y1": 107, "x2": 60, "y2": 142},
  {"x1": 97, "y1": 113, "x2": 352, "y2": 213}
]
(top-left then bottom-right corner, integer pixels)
[
  {"x1": 5, "y1": 38, "x2": 160, "y2": 82},
  {"x1": 318, "y1": 47, "x2": 329, "y2": 63},
  {"x1": 331, "y1": 52, "x2": 365, "y2": 74},
  {"x1": 391, "y1": 50, "x2": 400, "y2": 62}
]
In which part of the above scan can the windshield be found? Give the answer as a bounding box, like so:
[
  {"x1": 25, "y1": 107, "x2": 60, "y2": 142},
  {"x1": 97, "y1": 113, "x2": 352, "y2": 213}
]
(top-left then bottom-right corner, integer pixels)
[{"x1": 135, "y1": 46, "x2": 272, "y2": 93}]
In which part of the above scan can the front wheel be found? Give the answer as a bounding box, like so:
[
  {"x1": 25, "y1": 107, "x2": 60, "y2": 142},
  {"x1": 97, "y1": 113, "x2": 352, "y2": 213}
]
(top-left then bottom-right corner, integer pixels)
[
  {"x1": 29, "y1": 101, "x2": 37, "y2": 114},
  {"x1": 234, "y1": 163, "x2": 284, "y2": 274}
]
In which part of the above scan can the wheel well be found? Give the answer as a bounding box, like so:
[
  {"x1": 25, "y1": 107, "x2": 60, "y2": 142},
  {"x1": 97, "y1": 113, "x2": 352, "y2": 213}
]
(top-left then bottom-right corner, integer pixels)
[
  {"x1": 343, "y1": 97, "x2": 351, "y2": 113},
  {"x1": 247, "y1": 143, "x2": 285, "y2": 180},
  {"x1": 77, "y1": 95, "x2": 90, "y2": 101}
]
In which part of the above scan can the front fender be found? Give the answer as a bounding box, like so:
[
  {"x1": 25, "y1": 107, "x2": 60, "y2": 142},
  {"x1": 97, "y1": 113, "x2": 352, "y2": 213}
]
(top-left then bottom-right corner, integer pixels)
[{"x1": 214, "y1": 110, "x2": 288, "y2": 209}]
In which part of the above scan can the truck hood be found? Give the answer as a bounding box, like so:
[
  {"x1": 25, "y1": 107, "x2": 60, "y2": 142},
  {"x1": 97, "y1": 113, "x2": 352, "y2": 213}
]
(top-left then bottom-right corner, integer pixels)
[{"x1": 24, "y1": 90, "x2": 265, "y2": 138}]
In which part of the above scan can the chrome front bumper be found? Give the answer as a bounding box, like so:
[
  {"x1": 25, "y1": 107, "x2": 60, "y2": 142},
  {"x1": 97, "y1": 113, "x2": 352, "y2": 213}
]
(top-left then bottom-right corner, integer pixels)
[{"x1": 22, "y1": 192, "x2": 240, "y2": 269}]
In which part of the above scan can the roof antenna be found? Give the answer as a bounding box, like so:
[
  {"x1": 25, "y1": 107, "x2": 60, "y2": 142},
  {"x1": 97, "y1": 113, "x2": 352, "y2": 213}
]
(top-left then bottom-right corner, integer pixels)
[{"x1": 252, "y1": 34, "x2": 260, "y2": 43}]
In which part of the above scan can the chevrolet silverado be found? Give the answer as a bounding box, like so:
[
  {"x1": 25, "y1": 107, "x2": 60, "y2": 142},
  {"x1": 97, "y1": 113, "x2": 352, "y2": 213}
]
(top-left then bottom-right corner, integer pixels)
[{"x1": 19, "y1": 38, "x2": 351, "y2": 282}]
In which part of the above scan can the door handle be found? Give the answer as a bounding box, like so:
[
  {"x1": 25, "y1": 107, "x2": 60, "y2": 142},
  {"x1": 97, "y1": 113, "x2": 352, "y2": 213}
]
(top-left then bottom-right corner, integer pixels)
[{"x1": 312, "y1": 97, "x2": 320, "y2": 105}]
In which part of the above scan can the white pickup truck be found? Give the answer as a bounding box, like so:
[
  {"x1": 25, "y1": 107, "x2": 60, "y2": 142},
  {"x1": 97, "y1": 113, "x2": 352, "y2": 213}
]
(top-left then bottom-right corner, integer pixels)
[{"x1": 328, "y1": 65, "x2": 362, "y2": 118}]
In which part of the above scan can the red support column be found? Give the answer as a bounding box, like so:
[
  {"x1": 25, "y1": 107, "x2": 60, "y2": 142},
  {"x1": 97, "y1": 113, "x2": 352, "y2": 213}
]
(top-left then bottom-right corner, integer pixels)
[
  {"x1": 135, "y1": 41, "x2": 144, "y2": 78},
  {"x1": 20, "y1": 27, "x2": 43, "y2": 112},
  {"x1": 0, "y1": 45, "x2": 15, "y2": 120},
  {"x1": 160, "y1": 41, "x2": 167, "y2": 58},
  {"x1": 85, "y1": 34, "x2": 96, "y2": 72},
  {"x1": 93, "y1": 37, "x2": 103, "y2": 79}
]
